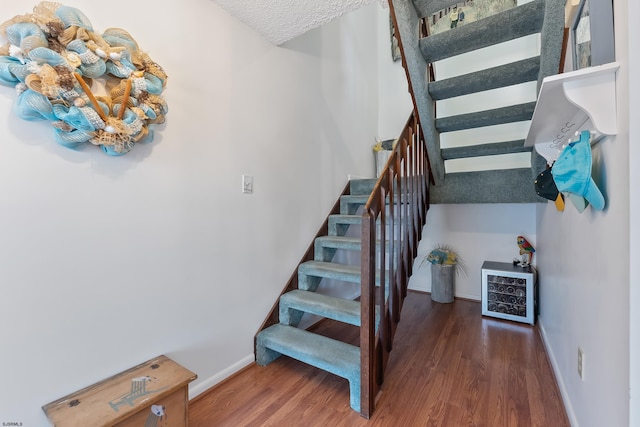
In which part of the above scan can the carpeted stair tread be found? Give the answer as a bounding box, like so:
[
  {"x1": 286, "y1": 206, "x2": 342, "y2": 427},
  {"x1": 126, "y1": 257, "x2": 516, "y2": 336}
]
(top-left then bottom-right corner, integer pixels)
[
  {"x1": 340, "y1": 193, "x2": 406, "y2": 215},
  {"x1": 256, "y1": 324, "x2": 361, "y2": 411},
  {"x1": 256, "y1": 325, "x2": 360, "y2": 372},
  {"x1": 315, "y1": 236, "x2": 397, "y2": 262},
  {"x1": 298, "y1": 261, "x2": 390, "y2": 291},
  {"x1": 435, "y1": 102, "x2": 536, "y2": 133},
  {"x1": 328, "y1": 214, "x2": 362, "y2": 236},
  {"x1": 299, "y1": 261, "x2": 361, "y2": 287},
  {"x1": 280, "y1": 290, "x2": 362, "y2": 326},
  {"x1": 428, "y1": 57, "x2": 540, "y2": 101},
  {"x1": 430, "y1": 168, "x2": 544, "y2": 204},
  {"x1": 349, "y1": 179, "x2": 378, "y2": 195},
  {"x1": 441, "y1": 139, "x2": 532, "y2": 160},
  {"x1": 315, "y1": 236, "x2": 362, "y2": 252},
  {"x1": 340, "y1": 195, "x2": 370, "y2": 215},
  {"x1": 340, "y1": 193, "x2": 405, "y2": 212},
  {"x1": 314, "y1": 236, "x2": 362, "y2": 262},
  {"x1": 419, "y1": 0, "x2": 544, "y2": 63}
]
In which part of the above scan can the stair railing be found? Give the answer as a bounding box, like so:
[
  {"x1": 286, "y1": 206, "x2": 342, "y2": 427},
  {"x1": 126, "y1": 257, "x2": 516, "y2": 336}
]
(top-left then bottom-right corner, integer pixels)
[{"x1": 359, "y1": 111, "x2": 430, "y2": 417}]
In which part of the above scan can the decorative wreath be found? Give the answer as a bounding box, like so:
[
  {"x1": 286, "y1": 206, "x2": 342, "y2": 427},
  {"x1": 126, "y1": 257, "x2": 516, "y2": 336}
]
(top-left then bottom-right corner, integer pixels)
[{"x1": 0, "y1": 2, "x2": 167, "y2": 155}]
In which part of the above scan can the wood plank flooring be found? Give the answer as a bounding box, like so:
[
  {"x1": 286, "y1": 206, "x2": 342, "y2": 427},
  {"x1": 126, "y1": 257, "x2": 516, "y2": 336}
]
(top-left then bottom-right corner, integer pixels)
[{"x1": 189, "y1": 291, "x2": 569, "y2": 426}]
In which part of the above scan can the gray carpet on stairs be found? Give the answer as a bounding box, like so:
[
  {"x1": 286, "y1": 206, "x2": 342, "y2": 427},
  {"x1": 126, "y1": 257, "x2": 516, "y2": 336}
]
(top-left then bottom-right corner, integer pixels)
[
  {"x1": 428, "y1": 57, "x2": 540, "y2": 101},
  {"x1": 418, "y1": 0, "x2": 544, "y2": 63},
  {"x1": 429, "y1": 168, "x2": 544, "y2": 204},
  {"x1": 435, "y1": 102, "x2": 536, "y2": 133},
  {"x1": 441, "y1": 140, "x2": 532, "y2": 160},
  {"x1": 390, "y1": 0, "x2": 565, "y2": 202}
]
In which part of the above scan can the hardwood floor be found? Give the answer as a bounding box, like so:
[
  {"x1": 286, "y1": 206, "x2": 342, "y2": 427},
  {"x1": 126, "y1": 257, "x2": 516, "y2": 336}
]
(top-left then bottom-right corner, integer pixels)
[{"x1": 189, "y1": 291, "x2": 569, "y2": 426}]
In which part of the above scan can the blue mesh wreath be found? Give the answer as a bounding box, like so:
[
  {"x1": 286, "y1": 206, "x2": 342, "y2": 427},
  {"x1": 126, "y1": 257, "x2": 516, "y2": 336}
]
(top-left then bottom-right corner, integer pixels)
[{"x1": 0, "y1": 1, "x2": 168, "y2": 155}]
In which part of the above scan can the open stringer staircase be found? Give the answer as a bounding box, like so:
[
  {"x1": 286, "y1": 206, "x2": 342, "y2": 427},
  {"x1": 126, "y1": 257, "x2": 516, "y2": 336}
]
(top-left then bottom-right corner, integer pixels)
[
  {"x1": 255, "y1": 113, "x2": 428, "y2": 418},
  {"x1": 390, "y1": 0, "x2": 565, "y2": 202}
]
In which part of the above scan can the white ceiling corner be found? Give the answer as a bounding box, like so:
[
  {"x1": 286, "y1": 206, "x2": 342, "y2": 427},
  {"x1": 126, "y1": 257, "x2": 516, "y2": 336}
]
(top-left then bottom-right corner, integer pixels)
[{"x1": 213, "y1": 0, "x2": 380, "y2": 45}]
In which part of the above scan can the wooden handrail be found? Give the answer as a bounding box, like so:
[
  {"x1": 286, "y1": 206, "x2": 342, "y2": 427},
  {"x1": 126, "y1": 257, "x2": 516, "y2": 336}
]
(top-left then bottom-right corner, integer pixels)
[{"x1": 359, "y1": 111, "x2": 430, "y2": 417}]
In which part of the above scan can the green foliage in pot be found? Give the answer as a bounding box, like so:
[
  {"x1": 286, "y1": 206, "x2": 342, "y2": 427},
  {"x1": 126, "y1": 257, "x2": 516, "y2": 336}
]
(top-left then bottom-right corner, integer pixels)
[{"x1": 421, "y1": 244, "x2": 468, "y2": 277}]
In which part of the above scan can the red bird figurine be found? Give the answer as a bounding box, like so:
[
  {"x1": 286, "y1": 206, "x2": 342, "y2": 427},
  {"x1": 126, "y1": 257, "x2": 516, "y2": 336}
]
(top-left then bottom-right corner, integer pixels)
[{"x1": 517, "y1": 235, "x2": 535, "y2": 266}]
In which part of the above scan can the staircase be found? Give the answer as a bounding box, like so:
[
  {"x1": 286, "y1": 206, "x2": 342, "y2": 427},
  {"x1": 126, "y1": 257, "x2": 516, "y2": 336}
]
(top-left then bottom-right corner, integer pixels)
[
  {"x1": 256, "y1": 115, "x2": 428, "y2": 418},
  {"x1": 256, "y1": 177, "x2": 390, "y2": 410},
  {"x1": 390, "y1": 0, "x2": 565, "y2": 203},
  {"x1": 255, "y1": 179, "x2": 372, "y2": 413},
  {"x1": 254, "y1": 0, "x2": 565, "y2": 419}
]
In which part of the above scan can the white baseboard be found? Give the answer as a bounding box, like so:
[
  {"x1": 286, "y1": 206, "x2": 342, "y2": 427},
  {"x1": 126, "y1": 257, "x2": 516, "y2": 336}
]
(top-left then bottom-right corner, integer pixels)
[
  {"x1": 455, "y1": 292, "x2": 480, "y2": 301},
  {"x1": 408, "y1": 283, "x2": 480, "y2": 301},
  {"x1": 537, "y1": 318, "x2": 578, "y2": 427},
  {"x1": 188, "y1": 354, "x2": 254, "y2": 399}
]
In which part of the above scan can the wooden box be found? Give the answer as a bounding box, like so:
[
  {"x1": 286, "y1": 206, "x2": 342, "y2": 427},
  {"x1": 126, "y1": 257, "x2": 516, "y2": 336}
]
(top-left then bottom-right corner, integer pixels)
[{"x1": 43, "y1": 355, "x2": 197, "y2": 427}]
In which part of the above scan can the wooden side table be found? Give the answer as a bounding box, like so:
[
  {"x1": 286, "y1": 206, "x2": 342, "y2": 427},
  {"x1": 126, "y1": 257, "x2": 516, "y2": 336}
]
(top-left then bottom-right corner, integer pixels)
[{"x1": 43, "y1": 355, "x2": 197, "y2": 427}]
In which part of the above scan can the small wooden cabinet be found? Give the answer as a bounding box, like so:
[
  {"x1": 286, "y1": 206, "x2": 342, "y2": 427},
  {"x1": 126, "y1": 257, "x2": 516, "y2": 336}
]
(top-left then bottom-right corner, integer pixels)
[
  {"x1": 481, "y1": 261, "x2": 537, "y2": 325},
  {"x1": 43, "y1": 355, "x2": 197, "y2": 427}
]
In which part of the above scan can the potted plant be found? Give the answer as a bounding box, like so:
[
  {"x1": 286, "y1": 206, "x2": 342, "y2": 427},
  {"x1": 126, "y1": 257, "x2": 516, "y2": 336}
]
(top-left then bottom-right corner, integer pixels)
[{"x1": 422, "y1": 245, "x2": 467, "y2": 303}]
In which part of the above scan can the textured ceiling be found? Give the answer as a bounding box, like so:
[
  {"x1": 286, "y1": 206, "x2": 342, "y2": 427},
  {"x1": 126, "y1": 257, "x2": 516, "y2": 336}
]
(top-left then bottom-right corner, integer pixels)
[{"x1": 213, "y1": 0, "x2": 385, "y2": 45}]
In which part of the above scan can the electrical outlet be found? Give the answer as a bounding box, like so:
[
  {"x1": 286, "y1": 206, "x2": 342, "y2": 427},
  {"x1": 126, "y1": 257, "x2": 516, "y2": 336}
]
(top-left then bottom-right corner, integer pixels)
[
  {"x1": 578, "y1": 347, "x2": 584, "y2": 380},
  {"x1": 242, "y1": 175, "x2": 253, "y2": 194}
]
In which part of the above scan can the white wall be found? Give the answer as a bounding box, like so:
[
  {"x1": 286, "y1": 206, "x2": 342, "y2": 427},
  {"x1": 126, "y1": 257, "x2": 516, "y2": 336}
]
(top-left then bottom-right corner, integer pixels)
[
  {"x1": 0, "y1": 1, "x2": 379, "y2": 425},
  {"x1": 536, "y1": 0, "x2": 631, "y2": 425},
  {"x1": 408, "y1": 204, "x2": 536, "y2": 299},
  {"x1": 629, "y1": 0, "x2": 640, "y2": 422},
  {"x1": 376, "y1": 3, "x2": 413, "y2": 141}
]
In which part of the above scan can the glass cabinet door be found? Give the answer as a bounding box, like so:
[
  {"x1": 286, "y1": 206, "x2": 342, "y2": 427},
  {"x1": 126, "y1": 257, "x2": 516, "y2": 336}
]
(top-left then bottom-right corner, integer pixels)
[{"x1": 481, "y1": 261, "x2": 536, "y2": 325}]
